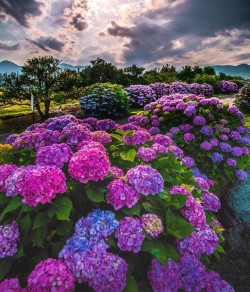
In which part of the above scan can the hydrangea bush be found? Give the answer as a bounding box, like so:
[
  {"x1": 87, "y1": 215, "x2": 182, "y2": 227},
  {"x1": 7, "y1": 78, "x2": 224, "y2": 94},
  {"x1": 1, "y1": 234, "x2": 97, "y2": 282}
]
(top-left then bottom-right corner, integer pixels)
[
  {"x1": 79, "y1": 83, "x2": 129, "y2": 119},
  {"x1": 234, "y1": 81, "x2": 250, "y2": 113},
  {"x1": 0, "y1": 114, "x2": 236, "y2": 290},
  {"x1": 217, "y1": 80, "x2": 238, "y2": 94},
  {"x1": 126, "y1": 82, "x2": 214, "y2": 107},
  {"x1": 129, "y1": 93, "x2": 250, "y2": 191}
]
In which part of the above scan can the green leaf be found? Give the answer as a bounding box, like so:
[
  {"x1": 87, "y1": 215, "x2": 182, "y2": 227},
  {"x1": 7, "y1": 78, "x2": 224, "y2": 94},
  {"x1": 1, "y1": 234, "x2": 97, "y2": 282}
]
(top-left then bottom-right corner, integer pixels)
[
  {"x1": 120, "y1": 149, "x2": 136, "y2": 162},
  {"x1": 54, "y1": 197, "x2": 73, "y2": 221},
  {"x1": 142, "y1": 201, "x2": 155, "y2": 213},
  {"x1": 153, "y1": 157, "x2": 169, "y2": 170},
  {"x1": 86, "y1": 187, "x2": 105, "y2": 203},
  {"x1": 141, "y1": 239, "x2": 179, "y2": 264},
  {"x1": 169, "y1": 194, "x2": 187, "y2": 209},
  {"x1": 13, "y1": 243, "x2": 24, "y2": 258},
  {"x1": 33, "y1": 213, "x2": 51, "y2": 230},
  {"x1": 30, "y1": 225, "x2": 47, "y2": 248},
  {"x1": 110, "y1": 133, "x2": 123, "y2": 143},
  {"x1": 51, "y1": 241, "x2": 66, "y2": 258},
  {"x1": 19, "y1": 214, "x2": 32, "y2": 240},
  {"x1": 57, "y1": 221, "x2": 74, "y2": 237},
  {"x1": 0, "y1": 258, "x2": 13, "y2": 281},
  {"x1": 122, "y1": 204, "x2": 141, "y2": 216},
  {"x1": 0, "y1": 197, "x2": 22, "y2": 221},
  {"x1": 124, "y1": 275, "x2": 138, "y2": 292},
  {"x1": 166, "y1": 209, "x2": 194, "y2": 239}
]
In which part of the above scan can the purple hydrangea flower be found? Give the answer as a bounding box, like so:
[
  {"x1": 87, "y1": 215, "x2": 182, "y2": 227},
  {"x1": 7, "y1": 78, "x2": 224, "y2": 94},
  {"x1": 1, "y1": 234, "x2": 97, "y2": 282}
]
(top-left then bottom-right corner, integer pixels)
[
  {"x1": 200, "y1": 142, "x2": 212, "y2": 151},
  {"x1": 96, "y1": 119, "x2": 117, "y2": 131},
  {"x1": 201, "y1": 192, "x2": 221, "y2": 212},
  {"x1": 183, "y1": 133, "x2": 195, "y2": 142},
  {"x1": 126, "y1": 165, "x2": 164, "y2": 196},
  {"x1": 232, "y1": 146, "x2": 243, "y2": 157},
  {"x1": 123, "y1": 130, "x2": 151, "y2": 145},
  {"x1": 211, "y1": 152, "x2": 223, "y2": 163},
  {"x1": 152, "y1": 134, "x2": 172, "y2": 147},
  {"x1": 109, "y1": 166, "x2": 124, "y2": 179},
  {"x1": 0, "y1": 164, "x2": 18, "y2": 192},
  {"x1": 219, "y1": 142, "x2": 232, "y2": 153},
  {"x1": 148, "y1": 259, "x2": 182, "y2": 292},
  {"x1": 115, "y1": 217, "x2": 145, "y2": 253},
  {"x1": 184, "y1": 106, "x2": 196, "y2": 117},
  {"x1": 194, "y1": 177, "x2": 210, "y2": 191},
  {"x1": 141, "y1": 214, "x2": 164, "y2": 237},
  {"x1": 226, "y1": 158, "x2": 237, "y2": 167},
  {"x1": 235, "y1": 169, "x2": 247, "y2": 180},
  {"x1": 92, "y1": 131, "x2": 112, "y2": 144},
  {"x1": 106, "y1": 179, "x2": 140, "y2": 210},
  {"x1": 0, "y1": 278, "x2": 24, "y2": 291},
  {"x1": 182, "y1": 196, "x2": 206, "y2": 228},
  {"x1": 193, "y1": 116, "x2": 206, "y2": 126},
  {"x1": 200, "y1": 126, "x2": 214, "y2": 136},
  {"x1": 168, "y1": 146, "x2": 184, "y2": 159},
  {"x1": 203, "y1": 271, "x2": 234, "y2": 291},
  {"x1": 182, "y1": 156, "x2": 195, "y2": 168},
  {"x1": 137, "y1": 147, "x2": 157, "y2": 162},
  {"x1": 0, "y1": 221, "x2": 19, "y2": 258}
]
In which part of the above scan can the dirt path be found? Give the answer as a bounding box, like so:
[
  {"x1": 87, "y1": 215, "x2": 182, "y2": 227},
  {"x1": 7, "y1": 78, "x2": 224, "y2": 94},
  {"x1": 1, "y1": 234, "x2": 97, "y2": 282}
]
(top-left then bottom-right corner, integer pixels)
[{"x1": 217, "y1": 94, "x2": 236, "y2": 106}]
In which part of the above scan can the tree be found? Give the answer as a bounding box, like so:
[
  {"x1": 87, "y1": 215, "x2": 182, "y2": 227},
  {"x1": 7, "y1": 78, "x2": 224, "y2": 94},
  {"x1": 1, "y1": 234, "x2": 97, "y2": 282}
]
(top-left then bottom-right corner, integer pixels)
[
  {"x1": 21, "y1": 56, "x2": 62, "y2": 118},
  {"x1": 177, "y1": 65, "x2": 194, "y2": 83},
  {"x1": 82, "y1": 58, "x2": 121, "y2": 86},
  {"x1": 203, "y1": 66, "x2": 215, "y2": 75},
  {"x1": 159, "y1": 64, "x2": 177, "y2": 83},
  {"x1": 124, "y1": 64, "x2": 145, "y2": 85}
]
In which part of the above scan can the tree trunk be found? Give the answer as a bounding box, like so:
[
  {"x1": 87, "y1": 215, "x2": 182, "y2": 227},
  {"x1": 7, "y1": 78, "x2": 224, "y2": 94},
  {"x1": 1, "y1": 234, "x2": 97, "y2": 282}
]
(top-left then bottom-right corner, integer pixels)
[
  {"x1": 44, "y1": 99, "x2": 50, "y2": 119},
  {"x1": 35, "y1": 101, "x2": 45, "y2": 119}
]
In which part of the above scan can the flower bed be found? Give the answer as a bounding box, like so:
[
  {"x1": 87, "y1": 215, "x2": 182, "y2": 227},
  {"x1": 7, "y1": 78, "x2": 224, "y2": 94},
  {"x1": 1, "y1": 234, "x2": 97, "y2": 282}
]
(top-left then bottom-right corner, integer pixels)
[
  {"x1": 0, "y1": 114, "x2": 234, "y2": 291},
  {"x1": 128, "y1": 94, "x2": 250, "y2": 191},
  {"x1": 217, "y1": 80, "x2": 238, "y2": 94}
]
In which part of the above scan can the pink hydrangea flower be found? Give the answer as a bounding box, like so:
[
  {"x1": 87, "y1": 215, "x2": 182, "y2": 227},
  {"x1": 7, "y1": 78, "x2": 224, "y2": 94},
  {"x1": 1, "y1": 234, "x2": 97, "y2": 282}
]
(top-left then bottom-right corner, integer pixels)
[
  {"x1": 141, "y1": 214, "x2": 164, "y2": 237},
  {"x1": 0, "y1": 164, "x2": 17, "y2": 192}
]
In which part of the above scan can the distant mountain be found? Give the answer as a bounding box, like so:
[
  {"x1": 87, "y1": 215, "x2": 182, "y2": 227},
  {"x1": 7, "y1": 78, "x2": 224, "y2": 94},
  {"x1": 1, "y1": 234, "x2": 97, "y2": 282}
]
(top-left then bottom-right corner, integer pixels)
[
  {"x1": 0, "y1": 60, "x2": 85, "y2": 74},
  {"x1": 213, "y1": 64, "x2": 250, "y2": 79},
  {"x1": 59, "y1": 63, "x2": 85, "y2": 71},
  {"x1": 0, "y1": 60, "x2": 22, "y2": 74}
]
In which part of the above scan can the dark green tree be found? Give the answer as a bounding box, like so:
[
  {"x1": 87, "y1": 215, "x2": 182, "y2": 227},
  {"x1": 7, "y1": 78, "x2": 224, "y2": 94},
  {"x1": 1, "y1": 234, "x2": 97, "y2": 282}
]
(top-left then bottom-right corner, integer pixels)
[
  {"x1": 124, "y1": 64, "x2": 145, "y2": 85},
  {"x1": 22, "y1": 56, "x2": 62, "y2": 118},
  {"x1": 177, "y1": 65, "x2": 195, "y2": 83},
  {"x1": 203, "y1": 66, "x2": 216, "y2": 75}
]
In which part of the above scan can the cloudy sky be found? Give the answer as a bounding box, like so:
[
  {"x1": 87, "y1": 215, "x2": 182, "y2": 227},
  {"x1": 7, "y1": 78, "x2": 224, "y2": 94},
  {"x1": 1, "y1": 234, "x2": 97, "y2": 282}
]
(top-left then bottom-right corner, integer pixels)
[{"x1": 0, "y1": 0, "x2": 250, "y2": 68}]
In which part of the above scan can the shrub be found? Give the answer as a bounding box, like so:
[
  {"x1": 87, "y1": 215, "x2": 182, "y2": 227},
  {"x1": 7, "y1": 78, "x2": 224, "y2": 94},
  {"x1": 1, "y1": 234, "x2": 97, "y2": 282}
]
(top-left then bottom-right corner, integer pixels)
[
  {"x1": 0, "y1": 114, "x2": 232, "y2": 290},
  {"x1": 79, "y1": 83, "x2": 129, "y2": 119},
  {"x1": 129, "y1": 94, "x2": 250, "y2": 191},
  {"x1": 126, "y1": 85, "x2": 157, "y2": 107},
  {"x1": 217, "y1": 80, "x2": 238, "y2": 94},
  {"x1": 194, "y1": 74, "x2": 218, "y2": 90},
  {"x1": 234, "y1": 81, "x2": 250, "y2": 113}
]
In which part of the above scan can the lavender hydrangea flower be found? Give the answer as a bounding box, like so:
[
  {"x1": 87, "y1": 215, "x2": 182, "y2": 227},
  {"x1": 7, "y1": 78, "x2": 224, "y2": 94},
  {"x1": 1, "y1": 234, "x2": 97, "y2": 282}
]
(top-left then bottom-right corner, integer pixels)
[
  {"x1": 148, "y1": 259, "x2": 182, "y2": 292},
  {"x1": 219, "y1": 142, "x2": 232, "y2": 153},
  {"x1": 194, "y1": 177, "x2": 210, "y2": 191},
  {"x1": 179, "y1": 124, "x2": 193, "y2": 132},
  {"x1": 193, "y1": 116, "x2": 206, "y2": 126},
  {"x1": 211, "y1": 152, "x2": 223, "y2": 163},
  {"x1": 226, "y1": 158, "x2": 237, "y2": 167},
  {"x1": 115, "y1": 217, "x2": 144, "y2": 253},
  {"x1": 141, "y1": 214, "x2": 164, "y2": 237},
  {"x1": 184, "y1": 106, "x2": 196, "y2": 117},
  {"x1": 182, "y1": 156, "x2": 195, "y2": 168},
  {"x1": 96, "y1": 119, "x2": 117, "y2": 131},
  {"x1": 183, "y1": 133, "x2": 195, "y2": 142},
  {"x1": 123, "y1": 130, "x2": 151, "y2": 145},
  {"x1": 177, "y1": 226, "x2": 218, "y2": 257},
  {"x1": 200, "y1": 126, "x2": 214, "y2": 136},
  {"x1": 209, "y1": 138, "x2": 219, "y2": 147},
  {"x1": 106, "y1": 179, "x2": 140, "y2": 210},
  {"x1": 0, "y1": 164, "x2": 18, "y2": 192},
  {"x1": 109, "y1": 166, "x2": 124, "y2": 179},
  {"x1": 126, "y1": 165, "x2": 164, "y2": 196},
  {"x1": 235, "y1": 169, "x2": 247, "y2": 180},
  {"x1": 0, "y1": 221, "x2": 19, "y2": 258},
  {"x1": 182, "y1": 196, "x2": 206, "y2": 228},
  {"x1": 92, "y1": 131, "x2": 112, "y2": 144},
  {"x1": 168, "y1": 146, "x2": 184, "y2": 159},
  {"x1": 201, "y1": 192, "x2": 221, "y2": 212},
  {"x1": 203, "y1": 271, "x2": 234, "y2": 291},
  {"x1": 232, "y1": 146, "x2": 243, "y2": 157},
  {"x1": 200, "y1": 142, "x2": 212, "y2": 151},
  {"x1": 152, "y1": 134, "x2": 172, "y2": 147},
  {"x1": 137, "y1": 147, "x2": 157, "y2": 162}
]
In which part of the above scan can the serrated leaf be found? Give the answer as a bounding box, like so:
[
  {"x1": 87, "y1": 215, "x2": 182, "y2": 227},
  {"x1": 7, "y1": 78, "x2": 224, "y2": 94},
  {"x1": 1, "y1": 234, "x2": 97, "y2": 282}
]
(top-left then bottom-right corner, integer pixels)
[
  {"x1": 153, "y1": 157, "x2": 169, "y2": 170},
  {"x1": 19, "y1": 214, "x2": 32, "y2": 240},
  {"x1": 57, "y1": 221, "x2": 74, "y2": 237},
  {"x1": 86, "y1": 187, "x2": 105, "y2": 203},
  {"x1": 33, "y1": 213, "x2": 51, "y2": 230},
  {"x1": 30, "y1": 225, "x2": 47, "y2": 247},
  {"x1": 122, "y1": 204, "x2": 141, "y2": 216},
  {"x1": 0, "y1": 197, "x2": 22, "y2": 221},
  {"x1": 166, "y1": 209, "x2": 194, "y2": 239},
  {"x1": 110, "y1": 133, "x2": 123, "y2": 143},
  {"x1": 120, "y1": 149, "x2": 136, "y2": 162},
  {"x1": 124, "y1": 275, "x2": 138, "y2": 292},
  {"x1": 54, "y1": 197, "x2": 73, "y2": 221},
  {"x1": 169, "y1": 194, "x2": 187, "y2": 209}
]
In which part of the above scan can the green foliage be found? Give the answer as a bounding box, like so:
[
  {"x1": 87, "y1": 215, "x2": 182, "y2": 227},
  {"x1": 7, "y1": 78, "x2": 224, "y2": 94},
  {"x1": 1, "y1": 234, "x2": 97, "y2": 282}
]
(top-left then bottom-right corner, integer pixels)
[
  {"x1": 79, "y1": 82, "x2": 129, "y2": 119},
  {"x1": 234, "y1": 81, "x2": 250, "y2": 113},
  {"x1": 194, "y1": 74, "x2": 218, "y2": 89}
]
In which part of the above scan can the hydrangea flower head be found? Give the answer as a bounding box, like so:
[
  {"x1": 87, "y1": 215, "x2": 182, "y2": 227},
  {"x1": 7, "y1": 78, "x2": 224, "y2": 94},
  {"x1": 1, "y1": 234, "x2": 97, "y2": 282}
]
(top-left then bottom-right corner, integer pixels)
[
  {"x1": 141, "y1": 214, "x2": 164, "y2": 237},
  {"x1": 0, "y1": 221, "x2": 19, "y2": 258},
  {"x1": 0, "y1": 164, "x2": 18, "y2": 192}
]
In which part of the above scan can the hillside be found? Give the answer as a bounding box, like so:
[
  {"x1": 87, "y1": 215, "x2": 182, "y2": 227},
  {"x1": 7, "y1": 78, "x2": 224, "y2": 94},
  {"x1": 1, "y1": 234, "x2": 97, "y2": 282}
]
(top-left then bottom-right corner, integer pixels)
[
  {"x1": 213, "y1": 64, "x2": 250, "y2": 79},
  {"x1": 0, "y1": 60, "x2": 22, "y2": 74}
]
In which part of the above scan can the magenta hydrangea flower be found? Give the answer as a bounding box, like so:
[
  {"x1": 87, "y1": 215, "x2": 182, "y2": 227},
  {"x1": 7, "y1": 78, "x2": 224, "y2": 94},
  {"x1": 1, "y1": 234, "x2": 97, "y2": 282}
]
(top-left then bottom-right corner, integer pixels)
[
  {"x1": 209, "y1": 138, "x2": 219, "y2": 147},
  {"x1": 182, "y1": 196, "x2": 206, "y2": 228},
  {"x1": 0, "y1": 221, "x2": 19, "y2": 258},
  {"x1": 27, "y1": 258, "x2": 75, "y2": 291},
  {"x1": 77, "y1": 140, "x2": 106, "y2": 152},
  {"x1": 232, "y1": 146, "x2": 243, "y2": 157},
  {"x1": 0, "y1": 278, "x2": 24, "y2": 291},
  {"x1": 148, "y1": 259, "x2": 182, "y2": 292},
  {"x1": 92, "y1": 131, "x2": 112, "y2": 144},
  {"x1": 5, "y1": 165, "x2": 66, "y2": 206},
  {"x1": 61, "y1": 123, "x2": 92, "y2": 147},
  {"x1": 115, "y1": 217, "x2": 145, "y2": 253},
  {"x1": 0, "y1": 164, "x2": 17, "y2": 192},
  {"x1": 177, "y1": 226, "x2": 218, "y2": 257},
  {"x1": 123, "y1": 130, "x2": 151, "y2": 145},
  {"x1": 126, "y1": 165, "x2": 164, "y2": 196},
  {"x1": 106, "y1": 179, "x2": 140, "y2": 210},
  {"x1": 201, "y1": 192, "x2": 221, "y2": 212},
  {"x1": 200, "y1": 141, "x2": 212, "y2": 151},
  {"x1": 152, "y1": 134, "x2": 172, "y2": 147},
  {"x1": 148, "y1": 126, "x2": 160, "y2": 135},
  {"x1": 137, "y1": 147, "x2": 157, "y2": 162},
  {"x1": 35, "y1": 143, "x2": 73, "y2": 168},
  {"x1": 168, "y1": 145, "x2": 184, "y2": 159},
  {"x1": 109, "y1": 166, "x2": 124, "y2": 179},
  {"x1": 82, "y1": 117, "x2": 98, "y2": 128},
  {"x1": 5, "y1": 133, "x2": 19, "y2": 144},
  {"x1": 69, "y1": 148, "x2": 110, "y2": 184},
  {"x1": 183, "y1": 133, "x2": 195, "y2": 142},
  {"x1": 169, "y1": 185, "x2": 191, "y2": 196},
  {"x1": 96, "y1": 119, "x2": 117, "y2": 131},
  {"x1": 151, "y1": 143, "x2": 168, "y2": 154},
  {"x1": 179, "y1": 124, "x2": 193, "y2": 132},
  {"x1": 141, "y1": 214, "x2": 163, "y2": 237}
]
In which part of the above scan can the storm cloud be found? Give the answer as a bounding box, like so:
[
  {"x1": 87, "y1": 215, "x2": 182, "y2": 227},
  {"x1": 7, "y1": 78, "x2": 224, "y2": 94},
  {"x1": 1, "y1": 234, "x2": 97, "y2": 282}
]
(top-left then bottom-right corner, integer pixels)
[
  {"x1": 107, "y1": 0, "x2": 250, "y2": 65},
  {"x1": 0, "y1": 42, "x2": 19, "y2": 50},
  {"x1": 0, "y1": 0, "x2": 44, "y2": 27},
  {"x1": 27, "y1": 36, "x2": 64, "y2": 52}
]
